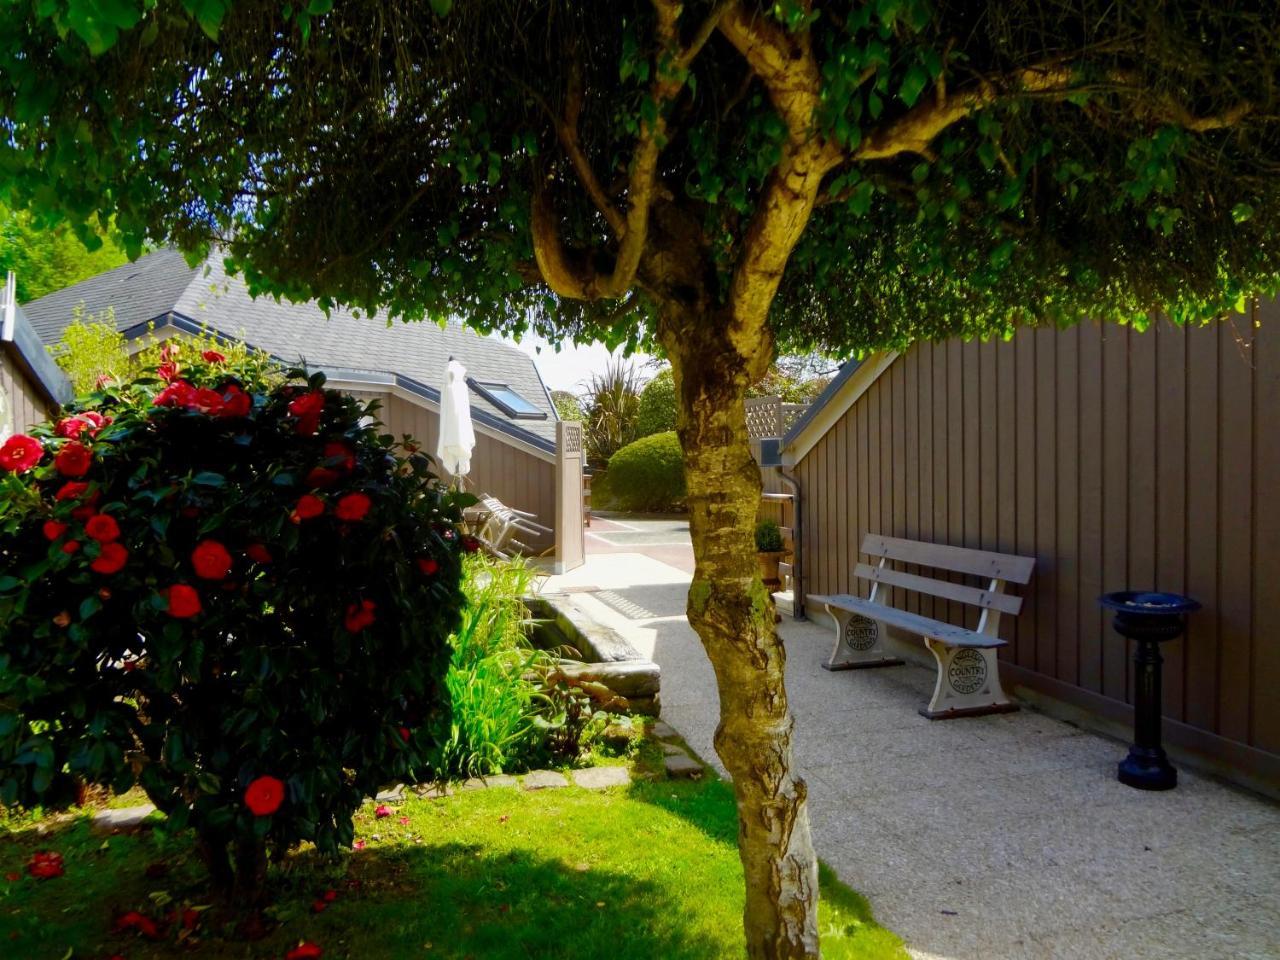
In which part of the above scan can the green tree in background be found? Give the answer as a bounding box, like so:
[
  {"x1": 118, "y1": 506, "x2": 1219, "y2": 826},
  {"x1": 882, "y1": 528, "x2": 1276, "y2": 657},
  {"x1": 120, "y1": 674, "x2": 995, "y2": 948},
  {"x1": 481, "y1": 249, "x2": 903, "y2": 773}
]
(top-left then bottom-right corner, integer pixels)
[
  {"x1": 3, "y1": 3, "x2": 1279, "y2": 955},
  {"x1": 0, "y1": 203, "x2": 127, "y2": 302},
  {"x1": 636, "y1": 367, "x2": 677, "y2": 438},
  {"x1": 551, "y1": 389, "x2": 584, "y2": 422}
]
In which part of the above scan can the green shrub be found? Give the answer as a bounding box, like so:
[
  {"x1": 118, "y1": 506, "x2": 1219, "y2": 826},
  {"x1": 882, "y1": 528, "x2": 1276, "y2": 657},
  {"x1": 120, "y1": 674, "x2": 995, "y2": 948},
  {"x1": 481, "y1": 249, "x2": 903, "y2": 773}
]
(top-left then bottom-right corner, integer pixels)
[
  {"x1": 755, "y1": 518, "x2": 783, "y2": 552},
  {"x1": 552, "y1": 390, "x2": 584, "y2": 422},
  {"x1": 583, "y1": 359, "x2": 642, "y2": 469},
  {"x1": 607, "y1": 431, "x2": 686, "y2": 513},
  {"x1": 0, "y1": 342, "x2": 470, "y2": 898},
  {"x1": 441, "y1": 556, "x2": 549, "y2": 778},
  {"x1": 47, "y1": 307, "x2": 129, "y2": 394},
  {"x1": 635, "y1": 367, "x2": 676, "y2": 437}
]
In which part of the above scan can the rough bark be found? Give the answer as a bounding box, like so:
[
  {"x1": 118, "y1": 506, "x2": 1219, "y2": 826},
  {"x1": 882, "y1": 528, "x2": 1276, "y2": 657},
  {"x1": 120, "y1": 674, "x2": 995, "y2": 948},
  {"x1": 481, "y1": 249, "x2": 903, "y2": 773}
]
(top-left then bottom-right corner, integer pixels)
[{"x1": 661, "y1": 308, "x2": 820, "y2": 960}]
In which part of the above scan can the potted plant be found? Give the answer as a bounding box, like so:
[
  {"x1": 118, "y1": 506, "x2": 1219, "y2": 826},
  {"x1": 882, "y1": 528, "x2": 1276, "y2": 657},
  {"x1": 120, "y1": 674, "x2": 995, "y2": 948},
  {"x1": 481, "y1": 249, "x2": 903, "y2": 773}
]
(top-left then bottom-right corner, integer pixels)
[{"x1": 755, "y1": 518, "x2": 785, "y2": 585}]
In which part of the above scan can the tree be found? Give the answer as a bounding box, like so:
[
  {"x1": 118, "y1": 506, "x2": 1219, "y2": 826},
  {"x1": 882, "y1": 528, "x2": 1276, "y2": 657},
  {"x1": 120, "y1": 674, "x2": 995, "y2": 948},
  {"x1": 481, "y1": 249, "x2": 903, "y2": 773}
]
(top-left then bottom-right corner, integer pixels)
[
  {"x1": 0, "y1": 344, "x2": 469, "y2": 902},
  {"x1": 551, "y1": 389, "x2": 584, "y2": 422},
  {"x1": 0, "y1": 202, "x2": 128, "y2": 302},
  {"x1": 3, "y1": 3, "x2": 1278, "y2": 955},
  {"x1": 636, "y1": 367, "x2": 677, "y2": 437}
]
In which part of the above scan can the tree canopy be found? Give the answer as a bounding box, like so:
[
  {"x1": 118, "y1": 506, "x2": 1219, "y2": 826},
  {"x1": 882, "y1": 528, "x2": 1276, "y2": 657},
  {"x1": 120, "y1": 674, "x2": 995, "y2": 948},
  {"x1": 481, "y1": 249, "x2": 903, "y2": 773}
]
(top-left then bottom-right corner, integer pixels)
[
  {"x1": 3, "y1": 1, "x2": 1277, "y2": 354},
  {"x1": 0, "y1": 202, "x2": 128, "y2": 302}
]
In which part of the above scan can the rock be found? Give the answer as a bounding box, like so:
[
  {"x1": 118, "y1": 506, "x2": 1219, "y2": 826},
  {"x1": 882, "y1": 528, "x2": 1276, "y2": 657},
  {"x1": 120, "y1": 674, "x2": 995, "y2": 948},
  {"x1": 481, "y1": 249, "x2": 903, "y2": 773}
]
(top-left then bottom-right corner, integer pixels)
[
  {"x1": 457, "y1": 777, "x2": 492, "y2": 791},
  {"x1": 521, "y1": 770, "x2": 569, "y2": 791},
  {"x1": 664, "y1": 753, "x2": 704, "y2": 780},
  {"x1": 661, "y1": 742, "x2": 686, "y2": 756},
  {"x1": 572, "y1": 766, "x2": 632, "y2": 789},
  {"x1": 92, "y1": 804, "x2": 156, "y2": 831},
  {"x1": 552, "y1": 660, "x2": 660, "y2": 698},
  {"x1": 650, "y1": 720, "x2": 679, "y2": 741},
  {"x1": 601, "y1": 722, "x2": 638, "y2": 750},
  {"x1": 412, "y1": 783, "x2": 452, "y2": 799},
  {"x1": 479, "y1": 774, "x2": 520, "y2": 789},
  {"x1": 376, "y1": 784, "x2": 406, "y2": 802}
]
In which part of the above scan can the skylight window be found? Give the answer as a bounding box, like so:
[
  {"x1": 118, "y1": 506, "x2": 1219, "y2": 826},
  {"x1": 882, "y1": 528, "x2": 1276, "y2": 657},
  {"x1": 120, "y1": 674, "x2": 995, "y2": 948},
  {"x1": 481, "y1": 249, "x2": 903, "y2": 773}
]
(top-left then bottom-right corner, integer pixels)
[{"x1": 467, "y1": 378, "x2": 547, "y2": 420}]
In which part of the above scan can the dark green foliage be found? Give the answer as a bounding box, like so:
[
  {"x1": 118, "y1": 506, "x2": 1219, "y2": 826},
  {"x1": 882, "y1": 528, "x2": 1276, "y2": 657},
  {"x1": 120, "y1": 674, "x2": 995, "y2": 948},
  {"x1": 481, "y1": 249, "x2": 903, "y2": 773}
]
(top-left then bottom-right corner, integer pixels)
[
  {"x1": 755, "y1": 519, "x2": 783, "y2": 553},
  {"x1": 607, "y1": 432, "x2": 687, "y2": 513},
  {"x1": 0, "y1": 345, "x2": 470, "y2": 867},
  {"x1": 636, "y1": 368, "x2": 677, "y2": 438},
  {"x1": 1, "y1": 2, "x2": 1276, "y2": 353}
]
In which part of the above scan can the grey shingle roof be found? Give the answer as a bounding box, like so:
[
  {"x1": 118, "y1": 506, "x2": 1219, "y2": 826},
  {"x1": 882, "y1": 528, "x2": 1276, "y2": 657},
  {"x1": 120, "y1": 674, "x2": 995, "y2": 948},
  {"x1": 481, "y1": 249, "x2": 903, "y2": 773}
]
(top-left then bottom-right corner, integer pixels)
[{"x1": 21, "y1": 250, "x2": 558, "y2": 446}]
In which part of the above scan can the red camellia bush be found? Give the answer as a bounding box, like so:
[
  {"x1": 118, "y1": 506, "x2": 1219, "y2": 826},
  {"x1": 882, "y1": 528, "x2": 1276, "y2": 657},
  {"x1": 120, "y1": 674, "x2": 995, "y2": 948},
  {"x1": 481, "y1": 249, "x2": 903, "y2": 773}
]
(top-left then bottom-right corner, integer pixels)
[{"x1": 0, "y1": 343, "x2": 468, "y2": 901}]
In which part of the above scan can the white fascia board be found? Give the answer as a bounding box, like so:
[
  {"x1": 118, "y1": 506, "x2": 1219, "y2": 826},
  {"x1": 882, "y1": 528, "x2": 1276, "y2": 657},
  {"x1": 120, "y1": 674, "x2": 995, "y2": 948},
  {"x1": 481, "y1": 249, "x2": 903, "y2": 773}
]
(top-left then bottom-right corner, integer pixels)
[{"x1": 782, "y1": 350, "x2": 899, "y2": 466}]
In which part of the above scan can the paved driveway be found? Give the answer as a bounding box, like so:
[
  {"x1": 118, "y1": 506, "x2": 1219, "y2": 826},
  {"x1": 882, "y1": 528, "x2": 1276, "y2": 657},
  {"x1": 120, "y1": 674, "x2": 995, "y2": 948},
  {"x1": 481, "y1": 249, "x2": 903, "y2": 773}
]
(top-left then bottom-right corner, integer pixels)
[{"x1": 543, "y1": 526, "x2": 1280, "y2": 960}]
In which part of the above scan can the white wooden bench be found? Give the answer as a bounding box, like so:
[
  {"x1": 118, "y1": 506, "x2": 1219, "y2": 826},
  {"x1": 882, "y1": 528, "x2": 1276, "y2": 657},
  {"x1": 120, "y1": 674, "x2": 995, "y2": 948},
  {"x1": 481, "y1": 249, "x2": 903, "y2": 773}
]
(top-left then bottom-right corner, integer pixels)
[{"x1": 810, "y1": 534, "x2": 1035, "y2": 719}]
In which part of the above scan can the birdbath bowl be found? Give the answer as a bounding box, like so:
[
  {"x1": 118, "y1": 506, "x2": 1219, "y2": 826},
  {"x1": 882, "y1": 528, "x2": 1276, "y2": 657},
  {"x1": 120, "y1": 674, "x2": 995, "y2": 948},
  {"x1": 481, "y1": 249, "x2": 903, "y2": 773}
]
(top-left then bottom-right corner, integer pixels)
[{"x1": 1099, "y1": 591, "x2": 1200, "y2": 791}]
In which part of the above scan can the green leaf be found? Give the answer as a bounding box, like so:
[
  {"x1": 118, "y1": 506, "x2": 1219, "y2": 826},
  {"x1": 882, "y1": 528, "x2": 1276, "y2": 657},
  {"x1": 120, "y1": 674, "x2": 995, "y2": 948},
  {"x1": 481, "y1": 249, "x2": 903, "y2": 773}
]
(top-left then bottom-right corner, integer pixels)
[
  {"x1": 192, "y1": 471, "x2": 226, "y2": 487},
  {"x1": 428, "y1": 0, "x2": 453, "y2": 14},
  {"x1": 79, "y1": 595, "x2": 102, "y2": 620},
  {"x1": 899, "y1": 64, "x2": 928, "y2": 108}
]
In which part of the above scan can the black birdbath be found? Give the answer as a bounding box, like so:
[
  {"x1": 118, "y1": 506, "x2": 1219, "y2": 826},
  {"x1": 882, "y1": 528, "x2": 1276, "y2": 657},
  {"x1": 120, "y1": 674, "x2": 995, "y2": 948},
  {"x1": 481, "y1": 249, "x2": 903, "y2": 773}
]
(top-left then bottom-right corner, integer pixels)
[{"x1": 1099, "y1": 591, "x2": 1200, "y2": 791}]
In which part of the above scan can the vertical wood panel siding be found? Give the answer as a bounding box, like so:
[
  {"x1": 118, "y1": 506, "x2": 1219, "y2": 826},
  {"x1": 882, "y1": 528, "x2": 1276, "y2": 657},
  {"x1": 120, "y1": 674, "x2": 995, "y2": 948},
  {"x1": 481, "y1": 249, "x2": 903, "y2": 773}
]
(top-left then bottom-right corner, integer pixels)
[
  {"x1": 1, "y1": 352, "x2": 55, "y2": 432},
  {"x1": 795, "y1": 307, "x2": 1280, "y2": 772},
  {"x1": 372, "y1": 395, "x2": 557, "y2": 550}
]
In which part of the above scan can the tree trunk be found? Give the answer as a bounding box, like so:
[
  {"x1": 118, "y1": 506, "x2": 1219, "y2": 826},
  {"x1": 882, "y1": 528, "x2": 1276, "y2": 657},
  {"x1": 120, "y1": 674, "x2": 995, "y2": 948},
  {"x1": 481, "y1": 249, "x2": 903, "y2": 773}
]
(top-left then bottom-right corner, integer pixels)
[{"x1": 665, "y1": 315, "x2": 820, "y2": 959}]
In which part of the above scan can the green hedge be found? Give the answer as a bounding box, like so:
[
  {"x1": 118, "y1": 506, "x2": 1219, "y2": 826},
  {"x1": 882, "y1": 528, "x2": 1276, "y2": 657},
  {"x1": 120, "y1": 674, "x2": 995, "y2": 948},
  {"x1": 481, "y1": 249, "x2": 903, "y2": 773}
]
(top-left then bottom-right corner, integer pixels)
[
  {"x1": 635, "y1": 368, "x2": 676, "y2": 438},
  {"x1": 606, "y1": 431, "x2": 686, "y2": 513}
]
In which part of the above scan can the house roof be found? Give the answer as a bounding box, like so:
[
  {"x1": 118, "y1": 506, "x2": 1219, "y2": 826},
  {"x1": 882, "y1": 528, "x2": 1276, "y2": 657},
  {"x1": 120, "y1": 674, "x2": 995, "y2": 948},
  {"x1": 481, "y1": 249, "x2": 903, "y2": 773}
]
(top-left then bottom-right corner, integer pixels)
[
  {"x1": 781, "y1": 351, "x2": 899, "y2": 465},
  {"x1": 20, "y1": 250, "x2": 558, "y2": 450},
  {"x1": 1, "y1": 293, "x2": 74, "y2": 409}
]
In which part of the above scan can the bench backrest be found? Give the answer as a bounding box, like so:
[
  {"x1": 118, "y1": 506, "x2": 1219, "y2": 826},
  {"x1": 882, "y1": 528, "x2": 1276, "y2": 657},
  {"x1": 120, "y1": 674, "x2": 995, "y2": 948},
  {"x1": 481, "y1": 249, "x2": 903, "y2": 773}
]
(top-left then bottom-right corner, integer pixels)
[{"x1": 857, "y1": 534, "x2": 1035, "y2": 619}]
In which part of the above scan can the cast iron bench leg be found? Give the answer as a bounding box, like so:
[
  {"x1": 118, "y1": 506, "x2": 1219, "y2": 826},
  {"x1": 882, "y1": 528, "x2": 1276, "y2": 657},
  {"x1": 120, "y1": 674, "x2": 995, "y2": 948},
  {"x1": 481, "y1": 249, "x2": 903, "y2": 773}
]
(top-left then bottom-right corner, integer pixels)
[
  {"x1": 919, "y1": 638, "x2": 1019, "y2": 719},
  {"x1": 821, "y1": 605, "x2": 904, "y2": 671}
]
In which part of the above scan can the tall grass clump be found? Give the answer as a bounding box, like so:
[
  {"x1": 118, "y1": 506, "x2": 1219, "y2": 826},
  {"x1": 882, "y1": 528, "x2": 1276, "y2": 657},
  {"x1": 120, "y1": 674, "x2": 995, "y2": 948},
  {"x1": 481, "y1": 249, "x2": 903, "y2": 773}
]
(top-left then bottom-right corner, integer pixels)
[{"x1": 440, "y1": 556, "x2": 550, "y2": 778}]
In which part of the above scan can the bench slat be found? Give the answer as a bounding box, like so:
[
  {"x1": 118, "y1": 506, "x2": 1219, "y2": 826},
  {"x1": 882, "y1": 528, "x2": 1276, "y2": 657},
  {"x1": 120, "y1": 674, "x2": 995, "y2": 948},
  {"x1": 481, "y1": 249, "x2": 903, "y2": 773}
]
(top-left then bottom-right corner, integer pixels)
[
  {"x1": 811, "y1": 594, "x2": 1005, "y2": 649},
  {"x1": 861, "y1": 534, "x2": 1035, "y2": 584},
  {"x1": 855, "y1": 563, "x2": 1023, "y2": 615}
]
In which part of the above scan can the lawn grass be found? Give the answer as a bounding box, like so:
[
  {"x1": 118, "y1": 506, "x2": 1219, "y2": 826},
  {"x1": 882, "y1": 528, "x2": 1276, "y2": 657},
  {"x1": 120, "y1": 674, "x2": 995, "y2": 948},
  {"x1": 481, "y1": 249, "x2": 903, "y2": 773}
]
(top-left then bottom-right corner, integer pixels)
[{"x1": 0, "y1": 775, "x2": 906, "y2": 960}]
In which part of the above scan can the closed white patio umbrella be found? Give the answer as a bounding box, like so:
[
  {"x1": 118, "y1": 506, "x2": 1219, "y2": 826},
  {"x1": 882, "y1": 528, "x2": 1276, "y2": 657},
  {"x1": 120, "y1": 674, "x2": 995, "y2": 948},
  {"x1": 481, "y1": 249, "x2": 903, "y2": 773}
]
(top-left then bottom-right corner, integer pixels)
[{"x1": 437, "y1": 357, "x2": 476, "y2": 481}]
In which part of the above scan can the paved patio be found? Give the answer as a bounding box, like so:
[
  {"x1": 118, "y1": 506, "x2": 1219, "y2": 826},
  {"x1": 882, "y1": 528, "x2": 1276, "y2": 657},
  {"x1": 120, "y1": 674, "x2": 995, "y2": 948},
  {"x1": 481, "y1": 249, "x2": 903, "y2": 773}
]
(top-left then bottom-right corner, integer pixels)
[{"x1": 544, "y1": 525, "x2": 1280, "y2": 960}]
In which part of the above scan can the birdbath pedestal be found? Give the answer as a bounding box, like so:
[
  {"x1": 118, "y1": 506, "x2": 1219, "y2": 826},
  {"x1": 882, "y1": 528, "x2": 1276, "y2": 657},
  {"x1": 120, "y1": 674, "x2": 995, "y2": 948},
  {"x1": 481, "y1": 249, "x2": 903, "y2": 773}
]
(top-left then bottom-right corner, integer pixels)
[{"x1": 1099, "y1": 591, "x2": 1200, "y2": 791}]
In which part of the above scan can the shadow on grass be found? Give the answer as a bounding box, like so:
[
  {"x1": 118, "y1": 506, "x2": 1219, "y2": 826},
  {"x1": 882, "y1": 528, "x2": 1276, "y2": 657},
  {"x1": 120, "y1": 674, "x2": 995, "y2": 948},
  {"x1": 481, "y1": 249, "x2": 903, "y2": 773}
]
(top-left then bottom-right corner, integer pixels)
[{"x1": 1, "y1": 818, "x2": 728, "y2": 960}]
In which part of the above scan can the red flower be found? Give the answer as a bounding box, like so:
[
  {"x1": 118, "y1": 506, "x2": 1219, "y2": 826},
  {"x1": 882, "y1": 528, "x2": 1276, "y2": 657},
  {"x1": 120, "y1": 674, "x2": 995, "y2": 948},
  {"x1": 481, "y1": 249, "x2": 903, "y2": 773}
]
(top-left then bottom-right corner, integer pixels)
[
  {"x1": 324, "y1": 441, "x2": 356, "y2": 472},
  {"x1": 217, "y1": 385, "x2": 252, "y2": 418},
  {"x1": 191, "y1": 388, "x2": 225, "y2": 415},
  {"x1": 191, "y1": 540, "x2": 232, "y2": 580},
  {"x1": 55, "y1": 441, "x2": 92, "y2": 478},
  {"x1": 42, "y1": 520, "x2": 68, "y2": 541},
  {"x1": 291, "y1": 494, "x2": 325, "y2": 523},
  {"x1": 322, "y1": 889, "x2": 338, "y2": 903},
  {"x1": 91, "y1": 543, "x2": 129, "y2": 575},
  {"x1": 55, "y1": 481, "x2": 90, "y2": 502},
  {"x1": 462, "y1": 535, "x2": 481, "y2": 554},
  {"x1": 295, "y1": 411, "x2": 321, "y2": 436},
  {"x1": 244, "y1": 775, "x2": 285, "y2": 816},
  {"x1": 0, "y1": 434, "x2": 43, "y2": 473},
  {"x1": 56, "y1": 412, "x2": 106, "y2": 439},
  {"x1": 344, "y1": 599, "x2": 376, "y2": 633},
  {"x1": 286, "y1": 942, "x2": 323, "y2": 960},
  {"x1": 202, "y1": 350, "x2": 227, "y2": 363},
  {"x1": 398, "y1": 815, "x2": 410, "y2": 826},
  {"x1": 114, "y1": 910, "x2": 161, "y2": 939},
  {"x1": 416, "y1": 557, "x2": 439, "y2": 576},
  {"x1": 334, "y1": 492, "x2": 371, "y2": 522},
  {"x1": 305, "y1": 466, "x2": 341, "y2": 489},
  {"x1": 288, "y1": 391, "x2": 325, "y2": 418},
  {"x1": 352, "y1": 839, "x2": 366, "y2": 851},
  {"x1": 26, "y1": 851, "x2": 64, "y2": 879},
  {"x1": 156, "y1": 361, "x2": 181, "y2": 383},
  {"x1": 61, "y1": 540, "x2": 81, "y2": 555},
  {"x1": 154, "y1": 380, "x2": 196, "y2": 407},
  {"x1": 374, "y1": 804, "x2": 391, "y2": 819},
  {"x1": 245, "y1": 543, "x2": 273, "y2": 565},
  {"x1": 311, "y1": 898, "x2": 328, "y2": 914},
  {"x1": 165, "y1": 584, "x2": 202, "y2": 619},
  {"x1": 399, "y1": 726, "x2": 411, "y2": 742},
  {"x1": 85, "y1": 514, "x2": 120, "y2": 543}
]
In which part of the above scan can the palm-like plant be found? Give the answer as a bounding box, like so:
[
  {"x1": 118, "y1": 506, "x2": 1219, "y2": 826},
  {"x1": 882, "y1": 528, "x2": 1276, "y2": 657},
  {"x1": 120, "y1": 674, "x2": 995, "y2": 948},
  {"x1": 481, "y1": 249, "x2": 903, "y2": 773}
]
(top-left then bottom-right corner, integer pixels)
[{"x1": 582, "y1": 359, "x2": 643, "y2": 470}]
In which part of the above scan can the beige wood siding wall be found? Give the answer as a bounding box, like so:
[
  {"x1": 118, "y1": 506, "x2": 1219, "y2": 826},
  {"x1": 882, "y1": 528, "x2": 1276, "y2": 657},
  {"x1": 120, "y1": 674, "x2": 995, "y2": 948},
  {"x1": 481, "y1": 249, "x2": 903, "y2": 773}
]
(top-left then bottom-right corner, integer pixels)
[
  {"x1": 370, "y1": 393, "x2": 557, "y2": 550},
  {"x1": 795, "y1": 303, "x2": 1280, "y2": 782},
  {"x1": 1, "y1": 351, "x2": 55, "y2": 433}
]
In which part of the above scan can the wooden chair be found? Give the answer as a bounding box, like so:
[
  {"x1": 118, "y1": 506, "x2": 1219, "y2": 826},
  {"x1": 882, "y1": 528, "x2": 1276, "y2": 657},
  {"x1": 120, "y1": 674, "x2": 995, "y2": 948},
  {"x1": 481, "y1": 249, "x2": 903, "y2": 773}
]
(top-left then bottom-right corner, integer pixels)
[
  {"x1": 474, "y1": 494, "x2": 554, "y2": 558},
  {"x1": 810, "y1": 534, "x2": 1035, "y2": 719}
]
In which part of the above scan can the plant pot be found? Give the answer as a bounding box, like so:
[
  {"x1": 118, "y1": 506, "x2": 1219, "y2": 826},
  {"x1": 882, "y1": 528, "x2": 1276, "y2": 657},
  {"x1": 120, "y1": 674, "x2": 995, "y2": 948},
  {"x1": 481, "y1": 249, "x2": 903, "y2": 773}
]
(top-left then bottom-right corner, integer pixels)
[{"x1": 757, "y1": 551, "x2": 784, "y2": 585}]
